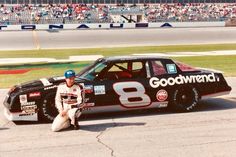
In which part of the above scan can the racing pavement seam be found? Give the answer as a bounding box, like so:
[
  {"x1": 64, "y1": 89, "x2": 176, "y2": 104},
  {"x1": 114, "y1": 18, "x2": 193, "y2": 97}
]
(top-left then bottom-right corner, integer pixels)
[
  {"x1": 32, "y1": 30, "x2": 40, "y2": 50},
  {"x1": 96, "y1": 118, "x2": 117, "y2": 157}
]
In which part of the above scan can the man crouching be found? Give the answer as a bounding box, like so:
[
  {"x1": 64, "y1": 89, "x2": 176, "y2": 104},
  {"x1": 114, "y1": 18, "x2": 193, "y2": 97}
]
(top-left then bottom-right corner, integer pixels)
[{"x1": 52, "y1": 70, "x2": 84, "y2": 132}]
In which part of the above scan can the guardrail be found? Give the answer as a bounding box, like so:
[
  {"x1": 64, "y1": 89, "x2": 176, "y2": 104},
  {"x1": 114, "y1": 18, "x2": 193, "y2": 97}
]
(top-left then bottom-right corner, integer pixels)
[{"x1": 0, "y1": 21, "x2": 225, "y2": 31}]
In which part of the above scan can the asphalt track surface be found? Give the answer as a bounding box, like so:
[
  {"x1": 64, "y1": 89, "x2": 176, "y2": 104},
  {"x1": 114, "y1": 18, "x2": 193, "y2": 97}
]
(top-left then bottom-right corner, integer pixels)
[
  {"x1": 0, "y1": 27, "x2": 236, "y2": 50},
  {"x1": 0, "y1": 78, "x2": 236, "y2": 157}
]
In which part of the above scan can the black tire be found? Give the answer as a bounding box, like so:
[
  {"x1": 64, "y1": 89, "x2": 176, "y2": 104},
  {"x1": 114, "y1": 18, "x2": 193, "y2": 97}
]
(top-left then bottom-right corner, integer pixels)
[
  {"x1": 170, "y1": 86, "x2": 199, "y2": 112},
  {"x1": 39, "y1": 93, "x2": 58, "y2": 122}
]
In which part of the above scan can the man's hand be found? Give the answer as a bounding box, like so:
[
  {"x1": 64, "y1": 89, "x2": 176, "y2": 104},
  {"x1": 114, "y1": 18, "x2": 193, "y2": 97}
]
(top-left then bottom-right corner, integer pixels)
[
  {"x1": 79, "y1": 103, "x2": 86, "y2": 109},
  {"x1": 60, "y1": 110, "x2": 67, "y2": 117}
]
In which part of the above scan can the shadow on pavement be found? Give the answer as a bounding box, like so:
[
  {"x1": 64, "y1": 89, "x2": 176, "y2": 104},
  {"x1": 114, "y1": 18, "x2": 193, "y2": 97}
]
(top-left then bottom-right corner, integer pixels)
[
  {"x1": 80, "y1": 108, "x2": 170, "y2": 121},
  {"x1": 81, "y1": 98, "x2": 236, "y2": 120},
  {"x1": 196, "y1": 97, "x2": 236, "y2": 112},
  {"x1": 13, "y1": 121, "x2": 41, "y2": 125},
  {"x1": 80, "y1": 122, "x2": 145, "y2": 132},
  {"x1": 0, "y1": 127, "x2": 9, "y2": 131}
]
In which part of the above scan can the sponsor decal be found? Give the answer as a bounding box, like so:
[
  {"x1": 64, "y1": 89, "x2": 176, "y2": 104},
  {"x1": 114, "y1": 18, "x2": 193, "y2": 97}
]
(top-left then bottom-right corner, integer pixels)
[
  {"x1": 84, "y1": 85, "x2": 94, "y2": 94},
  {"x1": 94, "y1": 85, "x2": 105, "y2": 95},
  {"x1": 81, "y1": 103, "x2": 95, "y2": 111},
  {"x1": 84, "y1": 103, "x2": 95, "y2": 107},
  {"x1": 21, "y1": 105, "x2": 37, "y2": 114},
  {"x1": 44, "y1": 85, "x2": 57, "y2": 90},
  {"x1": 19, "y1": 113, "x2": 35, "y2": 117},
  {"x1": 40, "y1": 78, "x2": 52, "y2": 86},
  {"x1": 156, "y1": 89, "x2": 168, "y2": 102},
  {"x1": 158, "y1": 103, "x2": 168, "y2": 108},
  {"x1": 21, "y1": 101, "x2": 36, "y2": 106},
  {"x1": 29, "y1": 92, "x2": 41, "y2": 98},
  {"x1": 166, "y1": 64, "x2": 177, "y2": 74},
  {"x1": 19, "y1": 95, "x2": 27, "y2": 104},
  {"x1": 150, "y1": 73, "x2": 217, "y2": 88}
]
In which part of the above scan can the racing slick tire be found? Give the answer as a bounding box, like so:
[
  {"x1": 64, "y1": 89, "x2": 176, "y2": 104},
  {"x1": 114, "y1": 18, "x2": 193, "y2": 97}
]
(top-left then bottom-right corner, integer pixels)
[
  {"x1": 170, "y1": 86, "x2": 199, "y2": 112},
  {"x1": 39, "y1": 93, "x2": 58, "y2": 122}
]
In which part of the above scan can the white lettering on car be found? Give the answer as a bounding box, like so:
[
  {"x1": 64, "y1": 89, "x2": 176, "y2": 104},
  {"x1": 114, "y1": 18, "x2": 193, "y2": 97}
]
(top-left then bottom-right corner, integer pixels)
[
  {"x1": 29, "y1": 92, "x2": 41, "y2": 98},
  {"x1": 44, "y1": 85, "x2": 58, "y2": 90},
  {"x1": 149, "y1": 73, "x2": 217, "y2": 88}
]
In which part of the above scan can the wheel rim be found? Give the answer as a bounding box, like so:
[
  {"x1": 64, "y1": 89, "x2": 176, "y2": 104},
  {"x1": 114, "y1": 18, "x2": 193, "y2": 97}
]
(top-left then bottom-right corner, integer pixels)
[
  {"x1": 176, "y1": 88, "x2": 195, "y2": 108},
  {"x1": 46, "y1": 99, "x2": 58, "y2": 118}
]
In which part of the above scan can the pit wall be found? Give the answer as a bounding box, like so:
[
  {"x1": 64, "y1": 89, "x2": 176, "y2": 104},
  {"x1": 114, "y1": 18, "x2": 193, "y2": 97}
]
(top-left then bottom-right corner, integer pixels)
[{"x1": 0, "y1": 21, "x2": 225, "y2": 31}]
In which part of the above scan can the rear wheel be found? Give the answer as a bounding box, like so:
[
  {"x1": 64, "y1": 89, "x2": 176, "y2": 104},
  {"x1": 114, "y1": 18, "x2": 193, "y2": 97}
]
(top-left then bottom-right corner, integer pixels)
[
  {"x1": 171, "y1": 86, "x2": 199, "y2": 112},
  {"x1": 40, "y1": 93, "x2": 58, "y2": 122}
]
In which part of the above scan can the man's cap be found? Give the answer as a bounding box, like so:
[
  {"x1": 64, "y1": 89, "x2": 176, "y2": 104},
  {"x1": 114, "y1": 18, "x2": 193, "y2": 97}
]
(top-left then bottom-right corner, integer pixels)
[{"x1": 64, "y1": 70, "x2": 76, "y2": 78}]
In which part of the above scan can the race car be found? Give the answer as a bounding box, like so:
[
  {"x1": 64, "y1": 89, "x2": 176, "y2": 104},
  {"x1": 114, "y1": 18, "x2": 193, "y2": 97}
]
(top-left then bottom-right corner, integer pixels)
[{"x1": 3, "y1": 56, "x2": 232, "y2": 122}]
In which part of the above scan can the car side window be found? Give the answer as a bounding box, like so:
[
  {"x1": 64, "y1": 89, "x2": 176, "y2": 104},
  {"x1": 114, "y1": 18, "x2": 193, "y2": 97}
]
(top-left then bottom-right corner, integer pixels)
[
  {"x1": 151, "y1": 61, "x2": 167, "y2": 76},
  {"x1": 132, "y1": 62, "x2": 143, "y2": 71},
  {"x1": 131, "y1": 62, "x2": 146, "y2": 78},
  {"x1": 99, "y1": 62, "x2": 132, "y2": 80},
  {"x1": 98, "y1": 61, "x2": 148, "y2": 80},
  {"x1": 108, "y1": 63, "x2": 128, "y2": 72}
]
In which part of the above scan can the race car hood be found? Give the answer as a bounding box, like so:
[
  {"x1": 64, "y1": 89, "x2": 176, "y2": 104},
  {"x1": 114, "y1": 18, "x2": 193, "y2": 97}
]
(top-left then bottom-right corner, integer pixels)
[
  {"x1": 16, "y1": 77, "x2": 63, "y2": 91},
  {"x1": 20, "y1": 80, "x2": 44, "y2": 89},
  {"x1": 19, "y1": 76, "x2": 86, "y2": 90},
  {"x1": 197, "y1": 67, "x2": 224, "y2": 74}
]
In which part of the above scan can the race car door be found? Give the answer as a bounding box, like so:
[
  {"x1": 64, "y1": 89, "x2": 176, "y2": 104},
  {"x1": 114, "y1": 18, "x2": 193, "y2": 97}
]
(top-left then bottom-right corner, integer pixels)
[{"x1": 92, "y1": 60, "x2": 152, "y2": 109}]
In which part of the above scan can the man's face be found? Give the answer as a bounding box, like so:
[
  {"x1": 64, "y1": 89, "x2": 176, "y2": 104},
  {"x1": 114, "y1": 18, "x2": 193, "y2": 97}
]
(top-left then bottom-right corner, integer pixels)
[{"x1": 65, "y1": 77, "x2": 75, "y2": 87}]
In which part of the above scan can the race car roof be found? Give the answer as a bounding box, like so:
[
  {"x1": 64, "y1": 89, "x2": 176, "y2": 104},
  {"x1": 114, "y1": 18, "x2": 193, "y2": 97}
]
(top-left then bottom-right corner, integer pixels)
[{"x1": 103, "y1": 55, "x2": 170, "y2": 62}]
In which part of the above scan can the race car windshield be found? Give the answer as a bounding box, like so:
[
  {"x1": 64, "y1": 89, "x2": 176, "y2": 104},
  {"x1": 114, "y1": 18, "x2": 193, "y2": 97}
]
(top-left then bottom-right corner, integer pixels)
[
  {"x1": 175, "y1": 62, "x2": 198, "y2": 72},
  {"x1": 79, "y1": 62, "x2": 107, "y2": 81},
  {"x1": 77, "y1": 58, "x2": 104, "y2": 76}
]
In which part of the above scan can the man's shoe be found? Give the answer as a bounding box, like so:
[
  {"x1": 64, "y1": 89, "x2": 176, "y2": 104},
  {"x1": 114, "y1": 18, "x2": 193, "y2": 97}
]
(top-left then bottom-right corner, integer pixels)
[
  {"x1": 74, "y1": 124, "x2": 79, "y2": 130},
  {"x1": 68, "y1": 124, "x2": 74, "y2": 130}
]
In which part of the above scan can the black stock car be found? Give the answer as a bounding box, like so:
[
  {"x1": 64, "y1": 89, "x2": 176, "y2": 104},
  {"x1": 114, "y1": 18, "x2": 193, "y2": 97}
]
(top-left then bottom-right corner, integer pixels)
[{"x1": 3, "y1": 56, "x2": 232, "y2": 122}]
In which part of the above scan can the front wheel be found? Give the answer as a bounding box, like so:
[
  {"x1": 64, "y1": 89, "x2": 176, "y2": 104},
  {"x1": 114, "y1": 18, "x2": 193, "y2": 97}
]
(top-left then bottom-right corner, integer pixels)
[
  {"x1": 39, "y1": 93, "x2": 58, "y2": 122},
  {"x1": 170, "y1": 86, "x2": 199, "y2": 112}
]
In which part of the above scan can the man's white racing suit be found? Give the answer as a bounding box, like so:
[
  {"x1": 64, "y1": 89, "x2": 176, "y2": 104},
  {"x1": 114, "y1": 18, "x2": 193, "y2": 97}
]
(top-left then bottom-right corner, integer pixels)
[{"x1": 52, "y1": 83, "x2": 84, "y2": 132}]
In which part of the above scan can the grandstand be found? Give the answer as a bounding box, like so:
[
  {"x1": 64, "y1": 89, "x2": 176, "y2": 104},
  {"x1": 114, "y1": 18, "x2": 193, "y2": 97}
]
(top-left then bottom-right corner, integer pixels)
[
  {"x1": 0, "y1": 2, "x2": 236, "y2": 25},
  {"x1": 0, "y1": 0, "x2": 236, "y2": 4}
]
